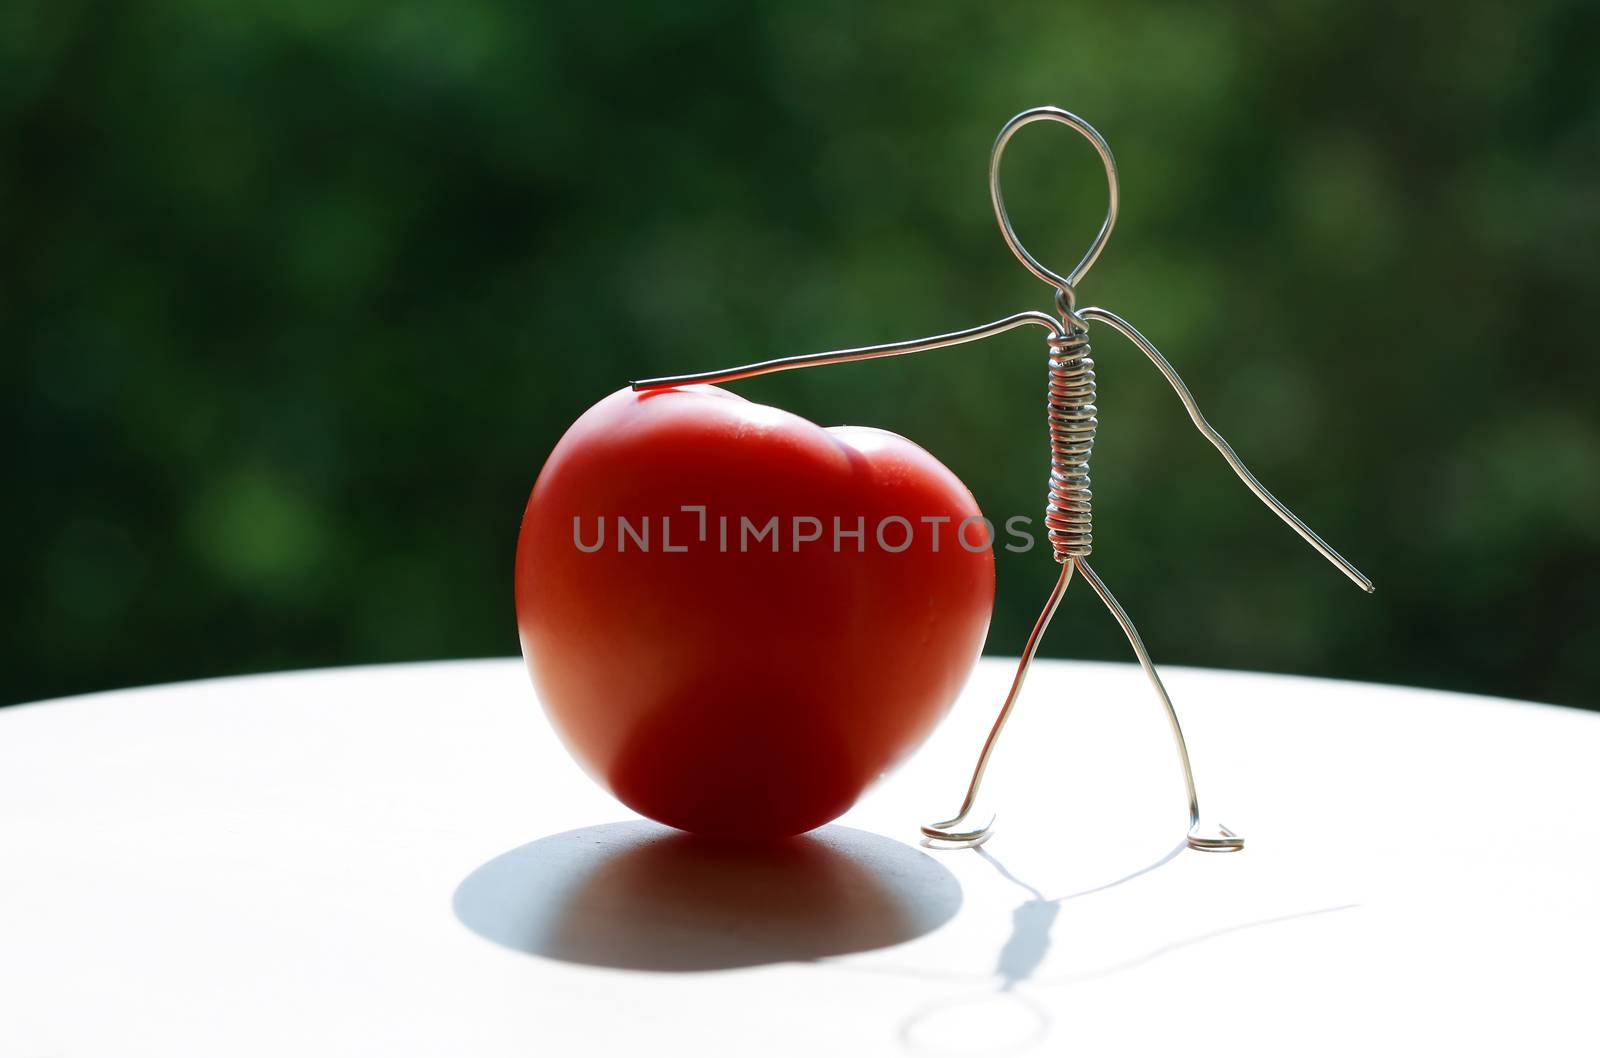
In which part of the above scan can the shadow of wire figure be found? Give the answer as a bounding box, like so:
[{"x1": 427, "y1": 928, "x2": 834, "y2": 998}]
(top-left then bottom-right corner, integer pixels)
[
  {"x1": 895, "y1": 841, "x2": 1182, "y2": 1055},
  {"x1": 897, "y1": 843, "x2": 1357, "y2": 1056},
  {"x1": 633, "y1": 107, "x2": 1374, "y2": 853}
]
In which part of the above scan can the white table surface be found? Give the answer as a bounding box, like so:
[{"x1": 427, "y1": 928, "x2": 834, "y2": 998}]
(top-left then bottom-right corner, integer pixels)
[{"x1": 2, "y1": 658, "x2": 1597, "y2": 1057}]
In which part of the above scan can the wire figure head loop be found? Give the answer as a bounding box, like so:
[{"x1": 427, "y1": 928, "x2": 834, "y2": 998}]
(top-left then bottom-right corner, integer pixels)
[{"x1": 989, "y1": 106, "x2": 1120, "y2": 300}]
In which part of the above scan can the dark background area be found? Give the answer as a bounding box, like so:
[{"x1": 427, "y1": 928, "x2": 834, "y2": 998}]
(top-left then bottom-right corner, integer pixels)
[{"x1": 3, "y1": 2, "x2": 1597, "y2": 709}]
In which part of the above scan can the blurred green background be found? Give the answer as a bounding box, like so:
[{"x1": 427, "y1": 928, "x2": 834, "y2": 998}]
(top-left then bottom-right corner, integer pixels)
[{"x1": 3, "y1": 2, "x2": 1597, "y2": 709}]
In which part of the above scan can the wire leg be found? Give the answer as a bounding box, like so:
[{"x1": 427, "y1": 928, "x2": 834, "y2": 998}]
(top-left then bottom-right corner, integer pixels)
[
  {"x1": 1075, "y1": 558, "x2": 1243, "y2": 852},
  {"x1": 920, "y1": 560, "x2": 1075, "y2": 848}
]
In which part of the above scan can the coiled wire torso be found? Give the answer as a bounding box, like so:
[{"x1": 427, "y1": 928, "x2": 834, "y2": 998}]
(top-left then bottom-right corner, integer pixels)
[{"x1": 1044, "y1": 323, "x2": 1096, "y2": 561}]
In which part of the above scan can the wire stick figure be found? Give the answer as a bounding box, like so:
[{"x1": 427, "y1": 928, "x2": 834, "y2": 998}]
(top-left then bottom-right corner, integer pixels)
[{"x1": 634, "y1": 107, "x2": 1373, "y2": 852}]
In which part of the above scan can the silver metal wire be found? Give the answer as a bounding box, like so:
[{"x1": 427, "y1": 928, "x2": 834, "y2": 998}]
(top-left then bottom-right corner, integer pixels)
[
  {"x1": 1076, "y1": 306, "x2": 1373, "y2": 593},
  {"x1": 991, "y1": 106, "x2": 1119, "y2": 292},
  {"x1": 632, "y1": 311, "x2": 1065, "y2": 391},
  {"x1": 917, "y1": 560, "x2": 1074, "y2": 846},
  {"x1": 631, "y1": 106, "x2": 1370, "y2": 854},
  {"x1": 1043, "y1": 325, "x2": 1096, "y2": 561}
]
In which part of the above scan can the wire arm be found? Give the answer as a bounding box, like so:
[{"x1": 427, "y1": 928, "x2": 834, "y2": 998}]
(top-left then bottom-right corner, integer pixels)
[
  {"x1": 630, "y1": 311, "x2": 1064, "y2": 391},
  {"x1": 1077, "y1": 305, "x2": 1374, "y2": 594}
]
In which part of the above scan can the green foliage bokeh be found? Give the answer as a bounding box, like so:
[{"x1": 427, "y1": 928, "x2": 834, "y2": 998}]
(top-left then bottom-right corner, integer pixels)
[{"x1": 3, "y1": 2, "x2": 1597, "y2": 707}]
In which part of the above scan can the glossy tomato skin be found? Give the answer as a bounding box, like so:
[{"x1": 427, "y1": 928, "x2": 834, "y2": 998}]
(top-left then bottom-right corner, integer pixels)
[{"x1": 515, "y1": 386, "x2": 994, "y2": 839}]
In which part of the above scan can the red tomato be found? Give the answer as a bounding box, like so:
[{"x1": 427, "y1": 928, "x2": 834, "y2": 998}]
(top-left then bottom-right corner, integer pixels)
[{"x1": 515, "y1": 385, "x2": 994, "y2": 839}]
